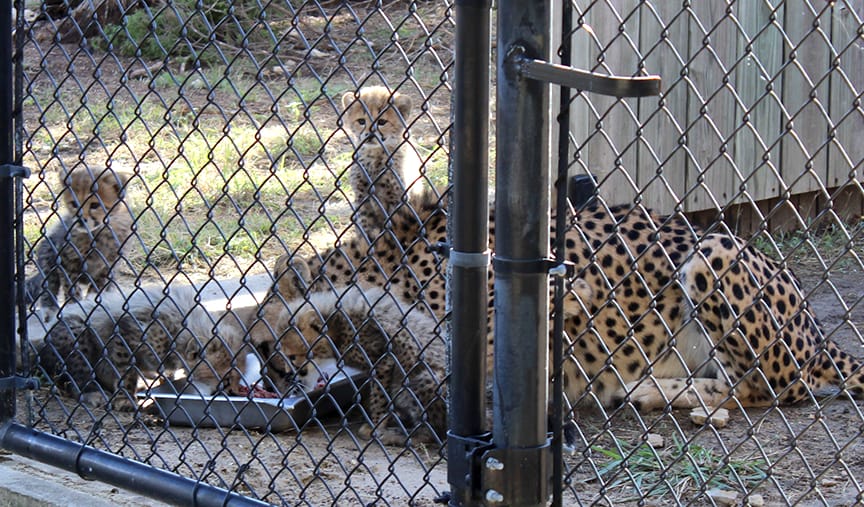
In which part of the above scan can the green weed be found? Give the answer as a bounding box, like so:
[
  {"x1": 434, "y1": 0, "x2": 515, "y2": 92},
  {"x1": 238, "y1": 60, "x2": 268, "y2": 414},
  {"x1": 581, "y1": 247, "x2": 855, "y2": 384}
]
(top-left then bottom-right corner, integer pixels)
[{"x1": 590, "y1": 435, "x2": 767, "y2": 502}]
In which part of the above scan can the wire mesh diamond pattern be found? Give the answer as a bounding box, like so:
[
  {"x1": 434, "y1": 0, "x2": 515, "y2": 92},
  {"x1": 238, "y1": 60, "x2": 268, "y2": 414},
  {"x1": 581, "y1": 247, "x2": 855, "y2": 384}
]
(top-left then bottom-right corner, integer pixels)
[{"x1": 10, "y1": 0, "x2": 864, "y2": 505}]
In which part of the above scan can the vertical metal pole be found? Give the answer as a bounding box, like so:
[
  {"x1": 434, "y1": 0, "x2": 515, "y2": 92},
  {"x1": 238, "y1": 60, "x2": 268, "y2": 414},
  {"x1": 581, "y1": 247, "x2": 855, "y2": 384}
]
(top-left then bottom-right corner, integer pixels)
[
  {"x1": 552, "y1": 2, "x2": 573, "y2": 505},
  {"x1": 493, "y1": 1, "x2": 550, "y2": 506},
  {"x1": 448, "y1": 0, "x2": 492, "y2": 505},
  {"x1": 0, "y1": 0, "x2": 18, "y2": 422}
]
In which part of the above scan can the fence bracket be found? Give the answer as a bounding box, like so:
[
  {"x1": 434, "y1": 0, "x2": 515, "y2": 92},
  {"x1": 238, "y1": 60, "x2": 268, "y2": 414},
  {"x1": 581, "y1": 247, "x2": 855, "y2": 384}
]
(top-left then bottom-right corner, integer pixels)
[
  {"x1": 0, "y1": 375, "x2": 40, "y2": 392},
  {"x1": 446, "y1": 431, "x2": 494, "y2": 503},
  {"x1": 508, "y1": 45, "x2": 662, "y2": 98},
  {"x1": 478, "y1": 441, "x2": 553, "y2": 505},
  {"x1": 0, "y1": 164, "x2": 30, "y2": 179},
  {"x1": 492, "y1": 256, "x2": 574, "y2": 277}
]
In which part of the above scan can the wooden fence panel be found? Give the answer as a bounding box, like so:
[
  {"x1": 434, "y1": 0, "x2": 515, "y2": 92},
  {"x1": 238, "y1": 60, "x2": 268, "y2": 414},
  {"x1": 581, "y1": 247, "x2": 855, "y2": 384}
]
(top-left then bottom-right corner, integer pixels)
[
  {"x1": 567, "y1": 1, "x2": 860, "y2": 219},
  {"x1": 570, "y1": 1, "x2": 643, "y2": 209},
  {"x1": 637, "y1": 2, "x2": 690, "y2": 212},
  {"x1": 684, "y1": 3, "x2": 741, "y2": 214},
  {"x1": 829, "y1": 2, "x2": 864, "y2": 191}
]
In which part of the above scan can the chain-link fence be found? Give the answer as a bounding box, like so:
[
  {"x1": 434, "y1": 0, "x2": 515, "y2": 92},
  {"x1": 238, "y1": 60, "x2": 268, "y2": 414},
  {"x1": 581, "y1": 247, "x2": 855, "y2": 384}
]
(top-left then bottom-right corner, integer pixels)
[
  {"x1": 554, "y1": 1, "x2": 864, "y2": 505},
  {"x1": 2, "y1": 0, "x2": 863, "y2": 505}
]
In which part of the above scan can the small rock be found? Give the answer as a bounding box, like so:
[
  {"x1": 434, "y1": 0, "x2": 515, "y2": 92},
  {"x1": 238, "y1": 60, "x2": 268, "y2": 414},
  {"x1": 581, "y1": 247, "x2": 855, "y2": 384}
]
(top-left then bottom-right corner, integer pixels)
[
  {"x1": 707, "y1": 488, "x2": 738, "y2": 505},
  {"x1": 308, "y1": 48, "x2": 328, "y2": 59},
  {"x1": 689, "y1": 407, "x2": 729, "y2": 428},
  {"x1": 746, "y1": 493, "x2": 764, "y2": 506},
  {"x1": 646, "y1": 433, "x2": 664, "y2": 448}
]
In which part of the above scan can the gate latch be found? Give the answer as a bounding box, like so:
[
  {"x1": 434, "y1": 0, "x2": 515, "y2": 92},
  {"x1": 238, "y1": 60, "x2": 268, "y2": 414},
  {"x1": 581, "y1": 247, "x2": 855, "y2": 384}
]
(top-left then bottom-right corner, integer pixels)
[{"x1": 0, "y1": 164, "x2": 30, "y2": 179}]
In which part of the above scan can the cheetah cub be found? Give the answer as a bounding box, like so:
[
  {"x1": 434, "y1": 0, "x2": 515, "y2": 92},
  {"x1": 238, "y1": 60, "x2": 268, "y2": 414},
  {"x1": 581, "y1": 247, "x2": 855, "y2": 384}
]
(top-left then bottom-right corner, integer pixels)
[
  {"x1": 250, "y1": 257, "x2": 447, "y2": 445},
  {"x1": 342, "y1": 86, "x2": 427, "y2": 233},
  {"x1": 26, "y1": 168, "x2": 133, "y2": 322},
  {"x1": 39, "y1": 285, "x2": 249, "y2": 411}
]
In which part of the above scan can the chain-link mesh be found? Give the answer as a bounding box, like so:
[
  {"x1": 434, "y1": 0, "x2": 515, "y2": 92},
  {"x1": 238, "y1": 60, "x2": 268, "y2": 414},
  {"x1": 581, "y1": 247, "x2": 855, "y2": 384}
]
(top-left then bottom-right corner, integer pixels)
[
  {"x1": 557, "y1": 1, "x2": 864, "y2": 505},
  {"x1": 17, "y1": 0, "x2": 453, "y2": 504},
  {"x1": 12, "y1": 0, "x2": 864, "y2": 504}
]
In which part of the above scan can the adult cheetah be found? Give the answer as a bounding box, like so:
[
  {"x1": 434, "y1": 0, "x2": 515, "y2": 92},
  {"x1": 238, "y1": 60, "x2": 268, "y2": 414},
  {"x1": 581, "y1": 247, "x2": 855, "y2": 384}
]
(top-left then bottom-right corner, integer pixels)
[
  {"x1": 269, "y1": 197, "x2": 864, "y2": 417},
  {"x1": 556, "y1": 203, "x2": 864, "y2": 412}
]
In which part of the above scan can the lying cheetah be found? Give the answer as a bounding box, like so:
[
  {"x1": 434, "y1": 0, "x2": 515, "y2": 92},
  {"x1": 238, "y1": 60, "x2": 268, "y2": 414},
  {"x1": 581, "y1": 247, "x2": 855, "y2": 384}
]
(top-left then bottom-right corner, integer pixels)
[
  {"x1": 341, "y1": 86, "x2": 428, "y2": 233},
  {"x1": 249, "y1": 257, "x2": 447, "y2": 444},
  {"x1": 39, "y1": 285, "x2": 248, "y2": 410},
  {"x1": 26, "y1": 167, "x2": 133, "y2": 322},
  {"x1": 556, "y1": 204, "x2": 864, "y2": 412}
]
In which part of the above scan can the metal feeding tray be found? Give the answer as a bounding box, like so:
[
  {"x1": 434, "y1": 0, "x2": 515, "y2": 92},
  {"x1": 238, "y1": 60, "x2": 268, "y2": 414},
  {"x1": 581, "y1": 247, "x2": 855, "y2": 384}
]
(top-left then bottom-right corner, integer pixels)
[{"x1": 138, "y1": 366, "x2": 365, "y2": 432}]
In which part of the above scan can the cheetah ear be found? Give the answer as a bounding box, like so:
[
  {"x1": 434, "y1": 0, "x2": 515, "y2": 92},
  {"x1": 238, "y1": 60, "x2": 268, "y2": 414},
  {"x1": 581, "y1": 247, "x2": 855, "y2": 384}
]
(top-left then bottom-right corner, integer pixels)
[
  {"x1": 392, "y1": 92, "x2": 412, "y2": 119},
  {"x1": 341, "y1": 91, "x2": 356, "y2": 111},
  {"x1": 112, "y1": 170, "x2": 130, "y2": 196},
  {"x1": 99, "y1": 170, "x2": 128, "y2": 199}
]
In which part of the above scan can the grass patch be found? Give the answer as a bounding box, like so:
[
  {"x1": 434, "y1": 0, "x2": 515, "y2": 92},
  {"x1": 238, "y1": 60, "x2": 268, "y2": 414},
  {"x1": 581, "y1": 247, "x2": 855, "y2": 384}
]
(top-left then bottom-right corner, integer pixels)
[
  {"x1": 590, "y1": 435, "x2": 767, "y2": 502},
  {"x1": 751, "y1": 218, "x2": 864, "y2": 273}
]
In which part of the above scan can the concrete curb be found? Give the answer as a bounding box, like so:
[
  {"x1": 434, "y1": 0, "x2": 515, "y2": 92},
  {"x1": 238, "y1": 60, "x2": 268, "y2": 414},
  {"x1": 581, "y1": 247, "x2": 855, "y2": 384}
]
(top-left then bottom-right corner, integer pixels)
[{"x1": 0, "y1": 451, "x2": 168, "y2": 506}]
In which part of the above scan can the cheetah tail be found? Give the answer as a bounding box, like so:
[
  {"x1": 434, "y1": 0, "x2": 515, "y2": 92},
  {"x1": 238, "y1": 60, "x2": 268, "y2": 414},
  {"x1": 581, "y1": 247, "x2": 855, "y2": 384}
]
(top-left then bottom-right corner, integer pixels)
[{"x1": 820, "y1": 341, "x2": 864, "y2": 399}]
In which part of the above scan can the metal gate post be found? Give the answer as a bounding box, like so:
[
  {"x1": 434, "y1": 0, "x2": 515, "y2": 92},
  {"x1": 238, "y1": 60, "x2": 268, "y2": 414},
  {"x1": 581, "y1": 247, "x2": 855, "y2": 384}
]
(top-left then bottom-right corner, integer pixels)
[
  {"x1": 0, "y1": 0, "x2": 19, "y2": 423},
  {"x1": 488, "y1": 1, "x2": 552, "y2": 505},
  {"x1": 447, "y1": 0, "x2": 493, "y2": 505}
]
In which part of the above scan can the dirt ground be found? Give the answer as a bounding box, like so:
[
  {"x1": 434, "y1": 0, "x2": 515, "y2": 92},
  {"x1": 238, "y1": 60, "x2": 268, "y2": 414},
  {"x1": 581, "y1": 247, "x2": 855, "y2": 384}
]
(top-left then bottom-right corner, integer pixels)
[{"x1": 12, "y1": 2, "x2": 864, "y2": 506}]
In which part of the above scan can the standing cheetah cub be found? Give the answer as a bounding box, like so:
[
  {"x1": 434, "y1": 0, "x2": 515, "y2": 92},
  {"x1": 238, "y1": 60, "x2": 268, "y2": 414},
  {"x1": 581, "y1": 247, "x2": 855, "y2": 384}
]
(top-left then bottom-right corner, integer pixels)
[
  {"x1": 39, "y1": 285, "x2": 249, "y2": 411},
  {"x1": 342, "y1": 86, "x2": 427, "y2": 233},
  {"x1": 250, "y1": 257, "x2": 447, "y2": 445},
  {"x1": 26, "y1": 167, "x2": 132, "y2": 322}
]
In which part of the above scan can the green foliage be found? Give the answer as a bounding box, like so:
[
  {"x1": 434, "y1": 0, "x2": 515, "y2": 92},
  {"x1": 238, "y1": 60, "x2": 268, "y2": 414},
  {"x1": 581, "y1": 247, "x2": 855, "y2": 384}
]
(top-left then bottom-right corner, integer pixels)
[
  {"x1": 591, "y1": 435, "x2": 767, "y2": 501},
  {"x1": 97, "y1": 0, "x2": 267, "y2": 63}
]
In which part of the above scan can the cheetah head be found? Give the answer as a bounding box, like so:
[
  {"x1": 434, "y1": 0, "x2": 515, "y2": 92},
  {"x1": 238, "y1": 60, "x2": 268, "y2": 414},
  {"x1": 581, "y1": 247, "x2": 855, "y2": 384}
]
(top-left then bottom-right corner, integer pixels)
[
  {"x1": 341, "y1": 86, "x2": 412, "y2": 152},
  {"x1": 180, "y1": 318, "x2": 249, "y2": 396},
  {"x1": 254, "y1": 304, "x2": 353, "y2": 396},
  {"x1": 62, "y1": 167, "x2": 128, "y2": 229}
]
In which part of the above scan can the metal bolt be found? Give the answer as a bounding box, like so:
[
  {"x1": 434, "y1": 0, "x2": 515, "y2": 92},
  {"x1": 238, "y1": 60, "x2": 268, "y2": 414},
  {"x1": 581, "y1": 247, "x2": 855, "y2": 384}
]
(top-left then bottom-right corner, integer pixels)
[
  {"x1": 548, "y1": 263, "x2": 567, "y2": 277},
  {"x1": 485, "y1": 457, "x2": 504, "y2": 471},
  {"x1": 485, "y1": 490, "x2": 504, "y2": 503}
]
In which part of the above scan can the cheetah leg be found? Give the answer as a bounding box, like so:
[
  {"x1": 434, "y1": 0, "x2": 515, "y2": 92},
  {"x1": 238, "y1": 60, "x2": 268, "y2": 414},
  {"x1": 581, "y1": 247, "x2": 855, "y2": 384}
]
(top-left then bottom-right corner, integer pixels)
[
  {"x1": 615, "y1": 376, "x2": 785, "y2": 411},
  {"x1": 357, "y1": 357, "x2": 404, "y2": 443},
  {"x1": 614, "y1": 377, "x2": 735, "y2": 411}
]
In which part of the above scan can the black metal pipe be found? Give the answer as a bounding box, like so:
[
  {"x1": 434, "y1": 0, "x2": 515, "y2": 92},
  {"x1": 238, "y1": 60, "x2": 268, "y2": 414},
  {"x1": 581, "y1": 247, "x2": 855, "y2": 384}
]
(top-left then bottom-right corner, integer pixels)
[
  {"x1": 447, "y1": 0, "x2": 492, "y2": 505},
  {"x1": 0, "y1": 423, "x2": 271, "y2": 507},
  {"x1": 0, "y1": 0, "x2": 18, "y2": 423},
  {"x1": 493, "y1": 1, "x2": 550, "y2": 505},
  {"x1": 551, "y1": 3, "x2": 573, "y2": 506}
]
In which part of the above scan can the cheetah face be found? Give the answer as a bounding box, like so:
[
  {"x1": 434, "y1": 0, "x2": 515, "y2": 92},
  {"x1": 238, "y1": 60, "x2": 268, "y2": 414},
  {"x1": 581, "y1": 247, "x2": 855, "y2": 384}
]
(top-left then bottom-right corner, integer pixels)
[
  {"x1": 181, "y1": 322, "x2": 248, "y2": 395},
  {"x1": 255, "y1": 308, "x2": 338, "y2": 395},
  {"x1": 63, "y1": 168, "x2": 127, "y2": 229},
  {"x1": 341, "y1": 86, "x2": 412, "y2": 152}
]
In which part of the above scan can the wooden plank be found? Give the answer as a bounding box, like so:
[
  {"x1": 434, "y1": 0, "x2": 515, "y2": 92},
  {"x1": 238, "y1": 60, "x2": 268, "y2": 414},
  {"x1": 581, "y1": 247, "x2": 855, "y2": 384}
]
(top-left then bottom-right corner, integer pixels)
[
  {"x1": 828, "y1": 3, "x2": 864, "y2": 189},
  {"x1": 780, "y1": 1, "x2": 832, "y2": 197},
  {"x1": 732, "y1": 1, "x2": 785, "y2": 205},
  {"x1": 636, "y1": 2, "x2": 689, "y2": 213},
  {"x1": 570, "y1": 0, "x2": 643, "y2": 208},
  {"x1": 684, "y1": 2, "x2": 741, "y2": 214}
]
